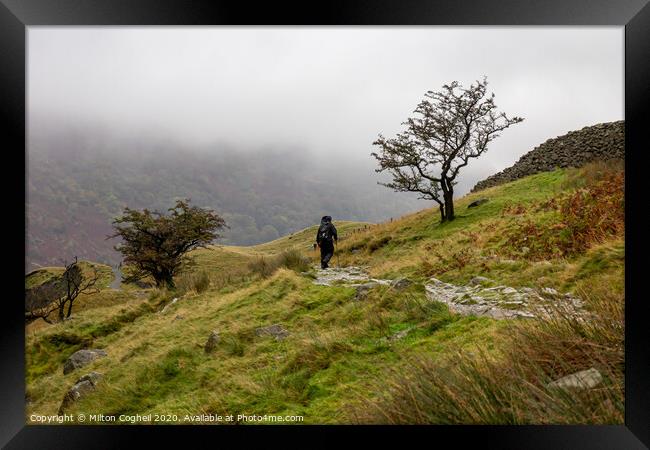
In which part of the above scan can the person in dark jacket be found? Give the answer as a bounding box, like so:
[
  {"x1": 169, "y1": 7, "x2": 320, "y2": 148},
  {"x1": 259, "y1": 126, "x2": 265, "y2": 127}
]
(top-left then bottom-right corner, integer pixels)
[{"x1": 315, "y1": 216, "x2": 338, "y2": 269}]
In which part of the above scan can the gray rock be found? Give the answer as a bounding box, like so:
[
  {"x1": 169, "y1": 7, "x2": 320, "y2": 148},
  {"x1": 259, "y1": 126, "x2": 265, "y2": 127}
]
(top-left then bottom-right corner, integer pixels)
[
  {"x1": 390, "y1": 278, "x2": 413, "y2": 290},
  {"x1": 467, "y1": 198, "x2": 489, "y2": 208},
  {"x1": 471, "y1": 121, "x2": 624, "y2": 192},
  {"x1": 541, "y1": 287, "x2": 560, "y2": 296},
  {"x1": 63, "y1": 349, "x2": 108, "y2": 375},
  {"x1": 382, "y1": 327, "x2": 413, "y2": 343},
  {"x1": 58, "y1": 372, "x2": 103, "y2": 414},
  {"x1": 309, "y1": 265, "x2": 586, "y2": 322},
  {"x1": 76, "y1": 371, "x2": 103, "y2": 386},
  {"x1": 354, "y1": 281, "x2": 380, "y2": 300},
  {"x1": 428, "y1": 277, "x2": 446, "y2": 286},
  {"x1": 469, "y1": 276, "x2": 492, "y2": 286},
  {"x1": 204, "y1": 330, "x2": 220, "y2": 353},
  {"x1": 313, "y1": 266, "x2": 373, "y2": 286},
  {"x1": 423, "y1": 277, "x2": 569, "y2": 320},
  {"x1": 547, "y1": 368, "x2": 603, "y2": 390},
  {"x1": 160, "y1": 297, "x2": 180, "y2": 314},
  {"x1": 255, "y1": 324, "x2": 290, "y2": 341},
  {"x1": 483, "y1": 286, "x2": 507, "y2": 292},
  {"x1": 503, "y1": 300, "x2": 524, "y2": 306}
]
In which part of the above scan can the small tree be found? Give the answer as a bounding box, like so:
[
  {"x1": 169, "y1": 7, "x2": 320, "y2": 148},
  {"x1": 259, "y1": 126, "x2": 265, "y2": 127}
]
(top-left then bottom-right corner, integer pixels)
[
  {"x1": 372, "y1": 78, "x2": 523, "y2": 222},
  {"x1": 25, "y1": 258, "x2": 100, "y2": 324},
  {"x1": 109, "y1": 199, "x2": 227, "y2": 288}
]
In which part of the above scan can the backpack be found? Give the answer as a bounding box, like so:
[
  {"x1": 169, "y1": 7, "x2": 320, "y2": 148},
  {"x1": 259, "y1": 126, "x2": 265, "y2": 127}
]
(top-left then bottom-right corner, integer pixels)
[{"x1": 318, "y1": 223, "x2": 333, "y2": 243}]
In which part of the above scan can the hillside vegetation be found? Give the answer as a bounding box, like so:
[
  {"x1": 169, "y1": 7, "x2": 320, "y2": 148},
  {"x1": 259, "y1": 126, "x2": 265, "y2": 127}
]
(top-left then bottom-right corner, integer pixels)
[{"x1": 25, "y1": 162, "x2": 624, "y2": 424}]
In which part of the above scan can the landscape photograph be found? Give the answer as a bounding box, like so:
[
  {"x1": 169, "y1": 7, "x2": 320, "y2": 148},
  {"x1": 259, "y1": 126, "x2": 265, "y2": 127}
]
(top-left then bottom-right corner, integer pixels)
[{"x1": 25, "y1": 26, "x2": 624, "y2": 425}]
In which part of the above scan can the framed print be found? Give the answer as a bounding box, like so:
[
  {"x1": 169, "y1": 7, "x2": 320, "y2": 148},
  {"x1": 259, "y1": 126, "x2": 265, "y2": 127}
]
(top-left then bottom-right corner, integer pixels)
[{"x1": 2, "y1": 0, "x2": 649, "y2": 448}]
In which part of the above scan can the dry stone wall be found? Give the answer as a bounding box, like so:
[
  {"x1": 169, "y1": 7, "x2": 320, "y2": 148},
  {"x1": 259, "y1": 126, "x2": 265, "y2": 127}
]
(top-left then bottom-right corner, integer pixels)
[{"x1": 471, "y1": 121, "x2": 624, "y2": 192}]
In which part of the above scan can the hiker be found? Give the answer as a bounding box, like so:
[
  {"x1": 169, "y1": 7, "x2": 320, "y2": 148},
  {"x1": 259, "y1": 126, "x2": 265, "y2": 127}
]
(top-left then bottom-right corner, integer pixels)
[{"x1": 315, "y1": 215, "x2": 338, "y2": 269}]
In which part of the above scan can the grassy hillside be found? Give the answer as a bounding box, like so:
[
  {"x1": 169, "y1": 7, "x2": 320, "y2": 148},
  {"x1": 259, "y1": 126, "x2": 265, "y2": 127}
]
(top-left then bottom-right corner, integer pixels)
[
  {"x1": 336, "y1": 164, "x2": 624, "y2": 295},
  {"x1": 241, "y1": 220, "x2": 371, "y2": 255},
  {"x1": 25, "y1": 162, "x2": 624, "y2": 424}
]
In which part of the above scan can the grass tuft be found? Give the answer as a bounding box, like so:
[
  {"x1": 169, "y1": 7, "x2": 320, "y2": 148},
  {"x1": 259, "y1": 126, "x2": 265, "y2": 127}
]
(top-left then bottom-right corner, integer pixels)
[
  {"x1": 176, "y1": 270, "x2": 211, "y2": 295},
  {"x1": 351, "y1": 287, "x2": 623, "y2": 424}
]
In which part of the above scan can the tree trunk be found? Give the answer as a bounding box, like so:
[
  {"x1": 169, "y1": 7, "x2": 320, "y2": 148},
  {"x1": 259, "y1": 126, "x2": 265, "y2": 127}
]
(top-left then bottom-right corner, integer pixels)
[
  {"x1": 58, "y1": 303, "x2": 65, "y2": 322},
  {"x1": 438, "y1": 178, "x2": 455, "y2": 223},
  {"x1": 66, "y1": 299, "x2": 74, "y2": 318},
  {"x1": 444, "y1": 190, "x2": 455, "y2": 221},
  {"x1": 155, "y1": 270, "x2": 175, "y2": 289}
]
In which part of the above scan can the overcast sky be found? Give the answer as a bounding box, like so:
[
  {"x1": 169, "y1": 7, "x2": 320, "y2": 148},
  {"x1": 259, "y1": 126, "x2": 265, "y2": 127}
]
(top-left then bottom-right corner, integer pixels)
[{"x1": 28, "y1": 27, "x2": 623, "y2": 194}]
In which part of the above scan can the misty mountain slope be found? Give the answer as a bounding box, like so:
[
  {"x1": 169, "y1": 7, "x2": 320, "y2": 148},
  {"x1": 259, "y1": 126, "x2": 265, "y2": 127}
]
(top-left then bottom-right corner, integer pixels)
[
  {"x1": 26, "y1": 130, "x2": 427, "y2": 270},
  {"x1": 25, "y1": 165, "x2": 624, "y2": 424}
]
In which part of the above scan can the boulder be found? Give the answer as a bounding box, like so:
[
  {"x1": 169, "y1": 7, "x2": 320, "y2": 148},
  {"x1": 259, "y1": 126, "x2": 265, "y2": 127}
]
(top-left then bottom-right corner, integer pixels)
[
  {"x1": 63, "y1": 349, "x2": 108, "y2": 375},
  {"x1": 390, "y1": 278, "x2": 412, "y2": 290},
  {"x1": 204, "y1": 330, "x2": 220, "y2": 353},
  {"x1": 469, "y1": 276, "x2": 492, "y2": 286},
  {"x1": 354, "y1": 281, "x2": 380, "y2": 300},
  {"x1": 467, "y1": 198, "x2": 489, "y2": 208},
  {"x1": 76, "y1": 371, "x2": 103, "y2": 385},
  {"x1": 58, "y1": 372, "x2": 103, "y2": 414},
  {"x1": 547, "y1": 368, "x2": 603, "y2": 390},
  {"x1": 255, "y1": 324, "x2": 290, "y2": 341}
]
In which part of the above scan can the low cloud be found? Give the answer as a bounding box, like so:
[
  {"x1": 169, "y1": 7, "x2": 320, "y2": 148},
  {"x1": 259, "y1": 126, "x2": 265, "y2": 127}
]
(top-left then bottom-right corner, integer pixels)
[{"x1": 28, "y1": 26, "x2": 623, "y2": 194}]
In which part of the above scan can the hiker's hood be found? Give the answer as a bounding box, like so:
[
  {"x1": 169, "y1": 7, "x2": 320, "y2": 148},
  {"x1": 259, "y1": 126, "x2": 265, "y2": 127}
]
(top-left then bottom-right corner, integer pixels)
[{"x1": 320, "y1": 216, "x2": 332, "y2": 224}]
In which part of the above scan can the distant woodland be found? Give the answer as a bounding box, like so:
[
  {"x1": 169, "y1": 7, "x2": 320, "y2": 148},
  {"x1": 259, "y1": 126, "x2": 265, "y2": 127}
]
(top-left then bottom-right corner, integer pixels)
[{"x1": 26, "y1": 127, "x2": 426, "y2": 270}]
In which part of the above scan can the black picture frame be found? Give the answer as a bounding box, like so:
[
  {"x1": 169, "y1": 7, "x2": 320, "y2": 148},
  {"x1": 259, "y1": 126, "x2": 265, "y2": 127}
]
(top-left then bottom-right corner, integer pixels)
[{"x1": 2, "y1": 1, "x2": 648, "y2": 448}]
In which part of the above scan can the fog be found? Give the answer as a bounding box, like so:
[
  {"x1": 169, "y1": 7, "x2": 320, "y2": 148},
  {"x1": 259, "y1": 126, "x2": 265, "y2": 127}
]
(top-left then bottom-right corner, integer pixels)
[{"x1": 28, "y1": 27, "x2": 623, "y2": 195}]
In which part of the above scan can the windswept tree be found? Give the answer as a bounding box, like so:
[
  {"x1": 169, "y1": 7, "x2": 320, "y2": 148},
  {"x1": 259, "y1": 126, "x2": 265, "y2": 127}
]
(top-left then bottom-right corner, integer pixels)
[
  {"x1": 25, "y1": 258, "x2": 100, "y2": 324},
  {"x1": 109, "y1": 199, "x2": 227, "y2": 288},
  {"x1": 372, "y1": 78, "x2": 523, "y2": 222}
]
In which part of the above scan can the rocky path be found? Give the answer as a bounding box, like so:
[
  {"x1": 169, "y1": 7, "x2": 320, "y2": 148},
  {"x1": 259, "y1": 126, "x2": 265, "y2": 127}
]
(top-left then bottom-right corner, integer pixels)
[
  {"x1": 312, "y1": 266, "x2": 391, "y2": 287},
  {"x1": 311, "y1": 266, "x2": 584, "y2": 320},
  {"x1": 424, "y1": 277, "x2": 583, "y2": 320}
]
